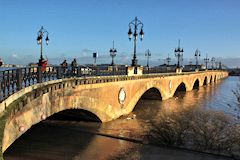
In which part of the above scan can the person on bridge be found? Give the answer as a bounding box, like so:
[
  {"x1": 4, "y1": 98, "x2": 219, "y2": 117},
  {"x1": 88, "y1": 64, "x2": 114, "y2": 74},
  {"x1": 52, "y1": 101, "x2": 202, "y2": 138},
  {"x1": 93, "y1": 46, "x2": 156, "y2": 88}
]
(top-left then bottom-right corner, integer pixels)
[
  {"x1": 61, "y1": 59, "x2": 68, "y2": 74},
  {"x1": 71, "y1": 58, "x2": 78, "y2": 76}
]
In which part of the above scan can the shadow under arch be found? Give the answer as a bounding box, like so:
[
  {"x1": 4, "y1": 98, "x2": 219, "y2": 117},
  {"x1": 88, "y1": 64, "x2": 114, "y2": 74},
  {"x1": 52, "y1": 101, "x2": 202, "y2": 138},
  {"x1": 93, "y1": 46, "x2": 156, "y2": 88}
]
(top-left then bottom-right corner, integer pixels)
[
  {"x1": 214, "y1": 75, "x2": 217, "y2": 82},
  {"x1": 174, "y1": 82, "x2": 186, "y2": 96},
  {"x1": 133, "y1": 87, "x2": 162, "y2": 119},
  {"x1": 127, "y1": 85, "x2": 165, "y2": 113},
  {"x1": 47, "y1": 109, "x2": 102, "y2": 122},
  {"x1": 193, "y1": 79, "x2": 200, "y2": 89},
  {"x1": 203, "y1": 76, "x2": 207, "y2": 85},
  {"x1": 210, "y1": 75, "x2": 213, "y2": 83},
  {"x1": 139, "y1": 87, "x2": 162, "y2": 100}
]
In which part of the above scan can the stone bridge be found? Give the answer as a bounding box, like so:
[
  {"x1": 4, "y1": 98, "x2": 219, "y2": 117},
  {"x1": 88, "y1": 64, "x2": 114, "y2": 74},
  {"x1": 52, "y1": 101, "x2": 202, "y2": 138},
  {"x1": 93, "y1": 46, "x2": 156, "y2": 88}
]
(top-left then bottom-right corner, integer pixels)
[{"x1": 0, "y1": 70, "x2": 228, "y2": 157}]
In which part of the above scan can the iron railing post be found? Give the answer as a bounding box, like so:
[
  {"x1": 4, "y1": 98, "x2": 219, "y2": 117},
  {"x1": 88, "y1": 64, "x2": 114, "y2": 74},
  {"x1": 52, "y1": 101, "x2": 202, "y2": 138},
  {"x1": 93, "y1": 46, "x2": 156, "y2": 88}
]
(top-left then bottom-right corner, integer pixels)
[
  {"x1": 77, "y1": 67, "x2": 81, "y2": 77},
  {"x1": 37, "y1": 67, "x2": 42, "y2": 83},
  {"x1": 16, "y1": 68, "x2": 22, "y2": 91},
  {"x1": 57, "y1": 66, "x2": 62, "y2": 79}
]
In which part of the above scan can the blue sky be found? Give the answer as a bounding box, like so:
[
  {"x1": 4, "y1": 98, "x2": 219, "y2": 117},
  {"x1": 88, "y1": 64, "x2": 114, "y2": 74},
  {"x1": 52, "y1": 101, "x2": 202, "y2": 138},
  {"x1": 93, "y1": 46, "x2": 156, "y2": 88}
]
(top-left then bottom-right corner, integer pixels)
[{"x1": 0, "y1": 0, "x2": 240, "y2": 67}]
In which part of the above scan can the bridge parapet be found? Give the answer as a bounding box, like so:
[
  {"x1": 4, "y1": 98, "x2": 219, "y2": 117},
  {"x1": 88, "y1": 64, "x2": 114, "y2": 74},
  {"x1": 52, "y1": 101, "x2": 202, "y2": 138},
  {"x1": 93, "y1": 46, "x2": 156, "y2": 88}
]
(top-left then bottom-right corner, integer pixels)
[{"x1": 0, "y1": 66, "x2": 228, "y2": 103}]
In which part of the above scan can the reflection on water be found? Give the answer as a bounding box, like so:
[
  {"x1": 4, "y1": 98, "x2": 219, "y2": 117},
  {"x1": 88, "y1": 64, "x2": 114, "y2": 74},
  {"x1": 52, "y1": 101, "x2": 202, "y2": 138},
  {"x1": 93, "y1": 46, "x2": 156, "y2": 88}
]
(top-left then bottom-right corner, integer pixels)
[{"x1": 4, "y1": 77, "x2": 239, "y2": 160}]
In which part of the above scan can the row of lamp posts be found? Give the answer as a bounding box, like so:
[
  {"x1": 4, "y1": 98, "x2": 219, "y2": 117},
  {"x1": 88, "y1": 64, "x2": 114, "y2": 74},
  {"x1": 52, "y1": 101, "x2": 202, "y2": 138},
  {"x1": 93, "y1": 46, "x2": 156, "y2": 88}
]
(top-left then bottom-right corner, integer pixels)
[{"x1": 36, "y1": 18, "x2": 220, "y2": 71}]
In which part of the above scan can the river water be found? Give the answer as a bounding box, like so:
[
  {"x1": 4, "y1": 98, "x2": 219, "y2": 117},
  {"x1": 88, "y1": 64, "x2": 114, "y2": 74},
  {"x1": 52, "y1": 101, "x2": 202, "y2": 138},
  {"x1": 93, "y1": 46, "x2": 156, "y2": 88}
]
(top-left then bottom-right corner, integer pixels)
[{"x1": 4, "y1": 76, "x2": 239, "y2": 160}]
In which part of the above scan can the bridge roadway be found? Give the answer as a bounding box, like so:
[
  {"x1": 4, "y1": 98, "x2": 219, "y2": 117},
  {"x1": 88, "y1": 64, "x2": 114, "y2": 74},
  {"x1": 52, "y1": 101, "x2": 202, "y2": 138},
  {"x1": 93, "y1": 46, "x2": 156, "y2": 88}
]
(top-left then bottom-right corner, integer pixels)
[{"x1": 0, "y1": 67, "x2": 228, "y2": 159}]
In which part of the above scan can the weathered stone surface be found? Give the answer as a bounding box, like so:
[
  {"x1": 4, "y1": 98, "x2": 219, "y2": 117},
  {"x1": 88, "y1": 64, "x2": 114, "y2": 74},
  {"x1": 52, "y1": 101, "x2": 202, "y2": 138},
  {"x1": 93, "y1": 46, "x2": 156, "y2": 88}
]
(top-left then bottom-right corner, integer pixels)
[{"x1": 0, "y1": 70, "x2": 228, "y2": 158}]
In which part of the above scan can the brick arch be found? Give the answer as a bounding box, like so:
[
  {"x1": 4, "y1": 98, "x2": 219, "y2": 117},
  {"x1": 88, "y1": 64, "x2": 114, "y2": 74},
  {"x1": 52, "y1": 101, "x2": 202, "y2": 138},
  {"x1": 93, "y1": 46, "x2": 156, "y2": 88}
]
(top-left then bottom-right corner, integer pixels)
[
  {"x1": 126, "y1": 85, "x2": 164, "y2": 114},
  {"x1": 1, "y1": 94, "x2": 113, "y2": 153},
  {"x1": 192, "y1": 78, "x2": 200, "y2": 89},
  {"x1": 210, "y1": 75, "x2": 213, "y2": 83},
  {"x1": 214, "y1": 75, "x2": 217, "y2": 82},
  {"x1": 203, "y1": 76, "x2": 208, "y2": 85},
  {"x1": 172, "y1": 81, "x2": 187, "y2": 96}
]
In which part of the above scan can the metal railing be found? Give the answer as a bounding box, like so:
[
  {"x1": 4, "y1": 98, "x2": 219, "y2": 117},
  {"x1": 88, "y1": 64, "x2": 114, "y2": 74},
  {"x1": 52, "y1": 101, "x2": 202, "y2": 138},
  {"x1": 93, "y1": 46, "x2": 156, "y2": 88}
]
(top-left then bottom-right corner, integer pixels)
[
  {"x1": 0, "y1": 65, "x2": 128, "y2": 102},
  {"x1": 0, "y1": 65, "x2": 224, "y2": 102}
]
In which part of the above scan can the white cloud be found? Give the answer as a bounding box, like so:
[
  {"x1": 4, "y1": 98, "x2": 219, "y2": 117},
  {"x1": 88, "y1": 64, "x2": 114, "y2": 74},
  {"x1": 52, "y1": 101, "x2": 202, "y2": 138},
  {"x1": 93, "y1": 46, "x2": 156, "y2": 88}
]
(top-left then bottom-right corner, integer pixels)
[{"x1": 11, "y1": 54, "x2": 19, "y2": 59}]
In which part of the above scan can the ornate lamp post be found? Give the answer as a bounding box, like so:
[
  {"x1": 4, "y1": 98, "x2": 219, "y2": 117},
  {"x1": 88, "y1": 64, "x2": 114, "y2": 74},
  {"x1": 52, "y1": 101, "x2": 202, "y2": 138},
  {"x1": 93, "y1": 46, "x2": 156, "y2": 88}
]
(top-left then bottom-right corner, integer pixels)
[
  {"x1": 204, "y1": 54, "x2": 209, "y2": 70},
  {"x1": 219, "y1": 61, "x2": 222, "y2": 70},
  {"x1": 166, "y1": 53, "x2": 171, "y2": 67},
  {"x1": 194, "y1": 49, "x2": 201, "y2": 69},
  {"x1": 215, "y1": 60, "x2": 219, "y2": 70},
  {"x1": 109, "y1": 41, "x2": 117, "y2": 66},
  {"x1": 37, "y1": 26, "x2": 49, "y2": 66},
  {"x1": 211, "y1": 57, "x2": 215, "y2": 70},
  {"x1": 145, "y1": 49, "x2": 151, "y2": 68},
  {"x1": 174, "y1": 39, "x2": 184, "y2": 68},
  {"x1": 128, "y1": 17, "x2": 144, "y2": 67}
]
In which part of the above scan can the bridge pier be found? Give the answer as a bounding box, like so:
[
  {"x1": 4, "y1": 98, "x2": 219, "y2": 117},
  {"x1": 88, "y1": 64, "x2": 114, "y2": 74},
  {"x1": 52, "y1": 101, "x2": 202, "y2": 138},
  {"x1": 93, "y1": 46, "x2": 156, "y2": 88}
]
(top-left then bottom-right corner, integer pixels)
[{"x1": 127, "y1": 66, "x2": 143, "y2": 76}]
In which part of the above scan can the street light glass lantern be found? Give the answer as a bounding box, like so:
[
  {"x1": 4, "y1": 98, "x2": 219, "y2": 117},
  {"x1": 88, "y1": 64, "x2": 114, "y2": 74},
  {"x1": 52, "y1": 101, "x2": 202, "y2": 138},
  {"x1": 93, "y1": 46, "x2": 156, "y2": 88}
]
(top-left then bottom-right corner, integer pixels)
[
  {"x1": 46, "y1": 35, "x2": 49, "y2": 45},
  {"x1": 37, "y1": 35, "x2": 42, "y2": 44},
  {"x1": 139, "y1": 28, "x2": 144, "y2": 40},
  {"x1": 128, "y1": 27, "x2": 132, "y2": 40}
]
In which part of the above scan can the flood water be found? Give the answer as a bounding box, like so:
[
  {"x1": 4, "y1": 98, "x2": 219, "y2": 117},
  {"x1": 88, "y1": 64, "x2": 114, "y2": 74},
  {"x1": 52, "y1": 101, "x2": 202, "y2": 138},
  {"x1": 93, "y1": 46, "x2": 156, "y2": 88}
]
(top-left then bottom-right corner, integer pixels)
[{"x1": 4, "y1": 76, "x2": 239, "y2": 160}]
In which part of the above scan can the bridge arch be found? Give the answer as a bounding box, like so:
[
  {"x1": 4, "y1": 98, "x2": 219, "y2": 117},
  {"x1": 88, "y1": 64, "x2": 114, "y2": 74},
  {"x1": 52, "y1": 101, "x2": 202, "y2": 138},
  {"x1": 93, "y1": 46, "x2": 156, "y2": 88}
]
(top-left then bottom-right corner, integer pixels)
[
  {"x1": 193, "y1": 79, "x2": 200, "y2": 89},
  {"x1": 173, "y1": 82, "x2": 187, "y2": 96},
  {"x1": 210, "y1": 75, "x2": 213, "y2": 83},
  {"x1": 127, "y1": 86, "x2": 164, "y2": 114},
  {"x1": 140, "y1": 87, "x2": 162, "y2": 100},
  {"x1": 203, "y1": 76, "x2": 208, "y2": 85},
  {"x1": 1, "y1": 94, "x2": 113, "y2": 153},
  {"x1": 47, "y1": 108, "x2": 102, "y2": 122}
]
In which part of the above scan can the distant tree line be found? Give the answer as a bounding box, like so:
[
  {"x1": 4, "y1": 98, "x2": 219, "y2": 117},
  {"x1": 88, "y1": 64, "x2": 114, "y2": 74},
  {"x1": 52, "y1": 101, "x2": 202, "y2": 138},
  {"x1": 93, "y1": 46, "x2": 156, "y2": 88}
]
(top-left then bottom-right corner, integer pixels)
[{"x1": 229, "y1": 69, "x2": 240, "y2": 76}]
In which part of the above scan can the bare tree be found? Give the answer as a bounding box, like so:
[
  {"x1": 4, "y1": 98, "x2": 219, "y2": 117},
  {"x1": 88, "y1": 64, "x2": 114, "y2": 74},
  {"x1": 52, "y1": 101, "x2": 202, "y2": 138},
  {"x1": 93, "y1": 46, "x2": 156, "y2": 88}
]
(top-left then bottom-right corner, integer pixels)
[{"x1": 150, "y1": 107, "x2": 240, "y2": 158}]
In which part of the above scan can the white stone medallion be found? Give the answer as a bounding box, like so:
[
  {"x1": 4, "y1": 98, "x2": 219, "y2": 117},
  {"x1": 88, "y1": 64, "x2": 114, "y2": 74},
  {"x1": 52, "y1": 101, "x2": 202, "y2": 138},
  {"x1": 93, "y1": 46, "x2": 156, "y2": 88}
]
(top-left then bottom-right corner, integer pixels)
[
  {"x1": 118, "y1": 88, "x2": 126, "y2": 104},
  {"x1": 169, "y1": 80, "x2": 172, "y2": 90}
]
